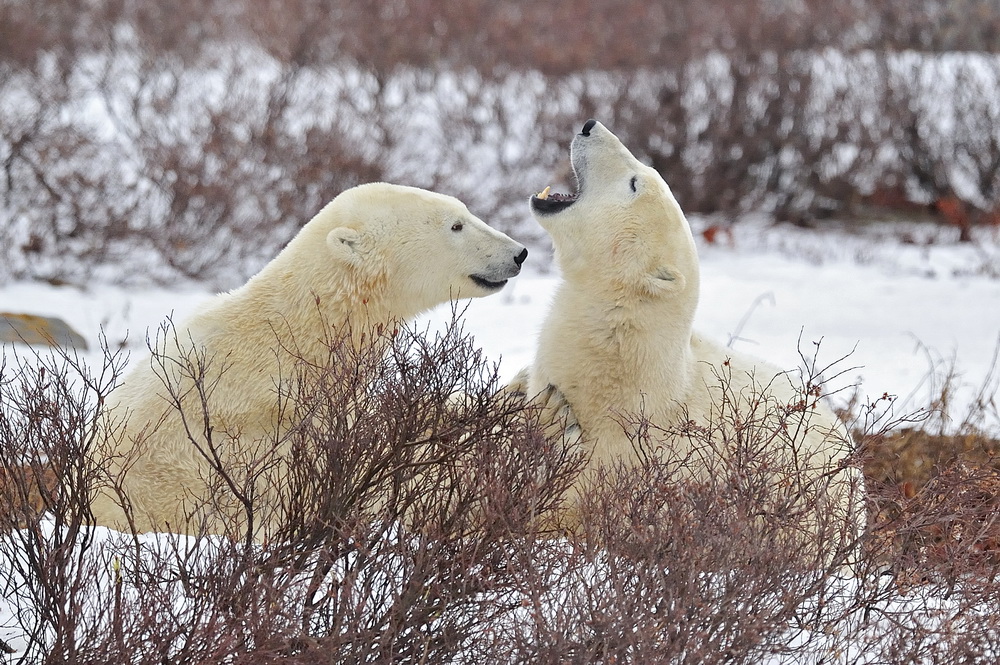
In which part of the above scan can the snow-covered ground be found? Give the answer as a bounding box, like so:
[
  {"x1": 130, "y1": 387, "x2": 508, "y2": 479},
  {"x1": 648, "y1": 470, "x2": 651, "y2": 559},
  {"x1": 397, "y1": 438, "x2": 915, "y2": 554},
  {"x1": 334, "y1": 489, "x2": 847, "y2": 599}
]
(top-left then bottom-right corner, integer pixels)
[
  {"x1": 2, "y1": 220, "x2": 997, "y2": 431},
  {"x1": 1, "y1": 221, "x2": 999, "y2": 661}
]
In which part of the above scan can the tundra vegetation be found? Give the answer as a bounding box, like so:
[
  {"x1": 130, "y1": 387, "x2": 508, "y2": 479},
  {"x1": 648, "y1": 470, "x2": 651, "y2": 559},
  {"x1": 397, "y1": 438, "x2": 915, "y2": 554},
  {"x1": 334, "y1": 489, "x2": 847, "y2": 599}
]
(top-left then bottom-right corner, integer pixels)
[
  {"x1": 2, "y1": 0, "x2": 1000, "y2": 286},
  {"x1": 0, "y1": 318, "x2": 998, "y2": 663},
  {"x1": 2, "y1": 1, "x2": 1000, "y2": 662}
]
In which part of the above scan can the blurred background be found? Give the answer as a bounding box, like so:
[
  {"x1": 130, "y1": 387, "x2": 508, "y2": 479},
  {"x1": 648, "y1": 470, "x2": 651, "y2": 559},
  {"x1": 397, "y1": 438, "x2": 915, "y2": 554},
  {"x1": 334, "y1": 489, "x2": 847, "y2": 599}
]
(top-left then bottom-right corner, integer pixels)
[{"x1": 2, "y1": 0, "x2": 1000, "y2": 287}]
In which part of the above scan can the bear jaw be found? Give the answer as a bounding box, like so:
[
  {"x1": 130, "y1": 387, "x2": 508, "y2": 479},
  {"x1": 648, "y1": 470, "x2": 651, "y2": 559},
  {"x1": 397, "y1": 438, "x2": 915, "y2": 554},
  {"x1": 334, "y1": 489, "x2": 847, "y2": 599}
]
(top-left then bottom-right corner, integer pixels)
[
  {"x1": 529, "y1": 119, "x2": 658, "y2": 230},
  {"x1": 531, "y1": 186, "x2": 579, "y2": 216}
]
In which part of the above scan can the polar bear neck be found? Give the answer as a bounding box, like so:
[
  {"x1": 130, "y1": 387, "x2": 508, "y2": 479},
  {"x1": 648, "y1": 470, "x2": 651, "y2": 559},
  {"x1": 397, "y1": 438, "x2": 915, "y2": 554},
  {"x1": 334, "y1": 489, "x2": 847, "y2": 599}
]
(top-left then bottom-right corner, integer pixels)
[
  {"x1": 204, "y1": 246, "x2": 406, "y2": 370},
  {"x1": 563, "y1": 276, "x2": 696, "y2": 363},
  {"x1": 535, "y1": 268, "x2": 700, "y2": 429}
]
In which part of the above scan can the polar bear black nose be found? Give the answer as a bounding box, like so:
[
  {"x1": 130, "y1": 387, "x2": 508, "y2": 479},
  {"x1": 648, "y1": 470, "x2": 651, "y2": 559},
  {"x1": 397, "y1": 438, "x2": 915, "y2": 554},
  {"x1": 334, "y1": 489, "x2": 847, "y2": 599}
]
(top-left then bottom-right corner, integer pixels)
[
  {"x1": 514, "y1": 247, "x2": 528, "y2": 266},
  {"x1": 581, "y1": 119, "x2": 597, "y2": 136}
]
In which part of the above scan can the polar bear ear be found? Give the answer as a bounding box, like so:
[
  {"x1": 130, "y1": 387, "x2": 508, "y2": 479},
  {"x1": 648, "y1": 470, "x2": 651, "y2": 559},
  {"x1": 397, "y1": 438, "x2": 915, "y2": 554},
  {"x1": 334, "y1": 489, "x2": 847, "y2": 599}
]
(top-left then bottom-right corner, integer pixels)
[
  {"x1": 327, "y1": 227, "x2": 364, "y2": 264},
  {"x1": 645, "y1": 266, "x2": 686, "y2": 294}
]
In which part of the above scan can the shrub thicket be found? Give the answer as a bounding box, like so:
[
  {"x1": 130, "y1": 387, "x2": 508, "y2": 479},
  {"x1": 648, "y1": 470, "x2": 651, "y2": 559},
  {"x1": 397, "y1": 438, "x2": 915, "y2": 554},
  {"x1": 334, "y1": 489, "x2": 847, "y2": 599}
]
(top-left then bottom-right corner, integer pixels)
[
  {"x1": 2, "y1": 0, "x2": 1000, "y2": 285},
  {"x1": 1, "y1": 319, "x2": 999, "y2": 663}
]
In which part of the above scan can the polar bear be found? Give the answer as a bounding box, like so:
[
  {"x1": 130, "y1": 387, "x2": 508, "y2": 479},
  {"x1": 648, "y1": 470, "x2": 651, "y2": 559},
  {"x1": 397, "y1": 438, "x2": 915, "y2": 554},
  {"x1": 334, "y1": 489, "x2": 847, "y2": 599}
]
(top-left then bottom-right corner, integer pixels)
[
  {"x1": 522, "y1": 120, "x2": 864, "y2": 543},
  {"x1": 92, "y1": 183, "x2": 527, "y2": 536}
]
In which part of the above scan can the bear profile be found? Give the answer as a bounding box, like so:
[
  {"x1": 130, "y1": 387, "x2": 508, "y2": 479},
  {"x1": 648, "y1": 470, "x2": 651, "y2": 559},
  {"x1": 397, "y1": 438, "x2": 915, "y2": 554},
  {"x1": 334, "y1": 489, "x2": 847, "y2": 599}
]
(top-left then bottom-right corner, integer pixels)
[
  {"x1": 522, "y1": 120, "x2": 864, "y2": 541},
  {"x1": 91, "y1": 183, "x2": 527, "y2": 536}
]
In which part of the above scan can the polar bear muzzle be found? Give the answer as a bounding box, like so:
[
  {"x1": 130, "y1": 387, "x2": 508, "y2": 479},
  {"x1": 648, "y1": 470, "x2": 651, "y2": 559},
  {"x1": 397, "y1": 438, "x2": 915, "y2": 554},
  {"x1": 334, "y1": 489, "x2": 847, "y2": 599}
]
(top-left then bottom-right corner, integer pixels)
[
  {"x1": 530, "y1": 119, "x2": 607, "y2": 216},
  {"x1": 469, "y1": 246, "x2": 527, "y2": 291}
]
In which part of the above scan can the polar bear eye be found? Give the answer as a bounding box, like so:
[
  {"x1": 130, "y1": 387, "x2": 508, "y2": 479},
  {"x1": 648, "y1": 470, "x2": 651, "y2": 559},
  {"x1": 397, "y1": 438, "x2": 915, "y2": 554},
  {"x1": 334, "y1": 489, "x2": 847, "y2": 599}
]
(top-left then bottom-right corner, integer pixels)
[
  {"x1": 629, "y1": 175, "x2": 638, "y2": 193},
  {"x1": 451, "y1": 222, "x2": 464, "y2": 232}
]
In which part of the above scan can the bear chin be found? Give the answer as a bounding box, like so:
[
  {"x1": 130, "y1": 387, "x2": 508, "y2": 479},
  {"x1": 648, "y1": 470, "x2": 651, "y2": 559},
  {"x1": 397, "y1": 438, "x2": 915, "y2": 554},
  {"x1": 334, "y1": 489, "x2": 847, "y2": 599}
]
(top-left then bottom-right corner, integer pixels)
[{"x1": 469, "y1": 275, "x2": 508, "y2": 290}]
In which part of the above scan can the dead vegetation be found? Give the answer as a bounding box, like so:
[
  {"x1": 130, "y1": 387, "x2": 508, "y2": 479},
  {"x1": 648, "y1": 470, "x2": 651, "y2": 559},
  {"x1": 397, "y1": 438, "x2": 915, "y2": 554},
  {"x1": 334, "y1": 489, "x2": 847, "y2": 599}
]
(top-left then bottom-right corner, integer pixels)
[
  {"x1": 3, "y1": 0, "x2": 1000, "y2": 286},
  {"x1": 1, "y1": 318, "x2": 999, "y2": 662}
]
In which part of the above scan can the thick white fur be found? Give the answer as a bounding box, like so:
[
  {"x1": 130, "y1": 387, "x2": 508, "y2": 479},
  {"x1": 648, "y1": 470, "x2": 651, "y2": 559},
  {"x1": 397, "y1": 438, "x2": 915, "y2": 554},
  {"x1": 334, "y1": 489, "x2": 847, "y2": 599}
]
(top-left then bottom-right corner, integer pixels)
[
  {"x1": 526, "y1": 121, "x2": 863, "y2": 532},
  {"x1": 92, "y1": 183, "x2": 526, "y2": 535}
]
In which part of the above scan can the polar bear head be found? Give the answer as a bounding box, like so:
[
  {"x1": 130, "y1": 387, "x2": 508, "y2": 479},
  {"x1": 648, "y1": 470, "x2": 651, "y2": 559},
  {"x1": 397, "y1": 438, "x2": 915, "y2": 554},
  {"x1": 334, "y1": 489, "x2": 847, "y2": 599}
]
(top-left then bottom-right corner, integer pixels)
[
  {"x1": 303, "y1": 183, "x2": 527, "y2": 317},
  {"x1": 529, "y1": 120, "x2": 698, "y2": 304}
]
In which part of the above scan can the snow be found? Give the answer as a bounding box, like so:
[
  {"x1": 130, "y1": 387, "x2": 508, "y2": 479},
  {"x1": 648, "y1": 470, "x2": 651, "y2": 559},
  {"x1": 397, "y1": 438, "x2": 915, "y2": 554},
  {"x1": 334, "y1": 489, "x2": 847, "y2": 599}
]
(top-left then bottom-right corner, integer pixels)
[
  {"x1": 5, "y1": 32, "x2": 1000, "y2": 660},
  {"x1": 1, "y1": 221, "x2": 998, "y2": 661},
  {"x1": 1, "y1": 222, "x2": 997, "y2": 430}
]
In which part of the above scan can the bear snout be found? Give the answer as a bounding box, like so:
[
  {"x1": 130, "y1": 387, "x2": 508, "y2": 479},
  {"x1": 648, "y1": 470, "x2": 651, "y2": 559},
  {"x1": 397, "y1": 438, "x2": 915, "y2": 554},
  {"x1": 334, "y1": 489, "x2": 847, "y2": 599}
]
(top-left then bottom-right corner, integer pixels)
[
  {"x1": 580, "y1": 119, "x2": 597, "y2": 136},
  {"x1": 514, "y1": 247, "x2": 528, "y2": 266}
]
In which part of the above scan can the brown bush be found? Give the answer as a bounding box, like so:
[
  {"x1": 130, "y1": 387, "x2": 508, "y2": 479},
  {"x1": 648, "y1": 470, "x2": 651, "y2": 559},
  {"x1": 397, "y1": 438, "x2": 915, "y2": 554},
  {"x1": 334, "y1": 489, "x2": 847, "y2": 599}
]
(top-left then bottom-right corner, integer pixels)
[
  {"x1": 0, "y1": 314, "x2": 589, "y2": 663},
  {"x1": 4, "y1": 0, "x2": 1000, "y2": 285},
  {"x1": 863, "y1": 427, "x2": 1000, "y2": 581},
  {"x1": 4, "y1": 322, "x2": 1000, "y2": 662}
]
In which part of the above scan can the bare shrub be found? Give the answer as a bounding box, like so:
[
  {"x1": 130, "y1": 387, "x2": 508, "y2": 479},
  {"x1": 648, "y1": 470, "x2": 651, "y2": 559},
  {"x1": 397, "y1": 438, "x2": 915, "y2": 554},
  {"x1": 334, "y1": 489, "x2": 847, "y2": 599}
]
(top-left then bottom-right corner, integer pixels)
[
  {"x1": 5, "y1": 0, "x2": 1000, "y2": 285},
  {"x1": 840, "y1": 355, "x2": 1000, "y2": 663},
  {"x1": 484, "y1": 348, "x2": 1000, "y2": 664},
  {"x1": 0, "y1": 0, "x2": 384, "y2": 286},
  {"x1": 0, "y1": 313, "x2": 588, "y2": 662},
  {"x1": 270, "y1": 322, "x2": 582, "y2": 545},
  {"x1": 485, "y1": 356, "x2": 867, "y2": 664},
  {"x1": 874, "y1": 52, "x2": 1000, "y2": 241},
  {"x1": 863, "y1": 351, "x2": 1000, "y2": 583},
  {"x1": 5, "y1": 325, "x2": 1000, "y2": 661},
  {"x1": 0, "y1": 340, "x2": 129, "y2": 661}
]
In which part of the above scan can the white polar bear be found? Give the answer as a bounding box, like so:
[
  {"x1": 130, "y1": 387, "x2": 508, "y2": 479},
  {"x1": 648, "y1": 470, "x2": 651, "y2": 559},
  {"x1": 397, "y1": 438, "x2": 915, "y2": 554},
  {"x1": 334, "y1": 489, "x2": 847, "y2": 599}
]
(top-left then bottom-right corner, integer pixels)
[
  {"x1": 92, "y1": 183, "x2": 527, "y2": 535},
  {"x1": 524, "y1": 120, "x2": 863, "y2": 539}
]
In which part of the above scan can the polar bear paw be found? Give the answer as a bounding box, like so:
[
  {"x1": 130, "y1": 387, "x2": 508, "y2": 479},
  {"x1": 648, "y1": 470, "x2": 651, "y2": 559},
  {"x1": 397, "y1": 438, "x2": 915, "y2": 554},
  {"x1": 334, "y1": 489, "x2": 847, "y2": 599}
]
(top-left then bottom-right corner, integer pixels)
[
  {"x1": 535, "y1": 383, "x2": 583, "y2": 449},
  {"x1": 502, "y1": 368, "x2": 582, "y2": 448},
  {"x1": 503, "y1": 367, "x2": 532, "y2": 400}
]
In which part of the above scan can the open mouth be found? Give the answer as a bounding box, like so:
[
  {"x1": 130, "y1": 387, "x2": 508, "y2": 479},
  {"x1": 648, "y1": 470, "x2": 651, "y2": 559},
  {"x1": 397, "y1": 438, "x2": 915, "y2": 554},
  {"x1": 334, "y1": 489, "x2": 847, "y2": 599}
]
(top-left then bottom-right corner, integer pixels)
[
  {"x1": 469, "y1": 275, "x2": 508, "y2": 290},
  {"x1": 530, "y1": 185, "x2": 578, "y2": 215}
]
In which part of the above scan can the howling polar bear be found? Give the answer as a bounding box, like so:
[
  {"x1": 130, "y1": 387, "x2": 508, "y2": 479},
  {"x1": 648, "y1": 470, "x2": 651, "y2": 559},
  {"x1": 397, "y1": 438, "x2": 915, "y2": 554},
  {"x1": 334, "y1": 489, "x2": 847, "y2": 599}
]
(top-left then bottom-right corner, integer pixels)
[
  {"x1": 92, "y1": 183, "x2": 527, "y2": 536},
  {"x1": 524, "y1": 120, "x2": 863, "y2": 537}
]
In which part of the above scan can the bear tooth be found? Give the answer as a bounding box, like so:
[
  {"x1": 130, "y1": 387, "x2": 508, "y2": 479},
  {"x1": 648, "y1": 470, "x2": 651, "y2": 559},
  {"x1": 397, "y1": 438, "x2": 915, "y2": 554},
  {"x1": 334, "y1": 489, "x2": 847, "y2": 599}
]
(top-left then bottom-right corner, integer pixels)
[{"x1": 537, "y1": 186, "x2": 551, "y2": 200}]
